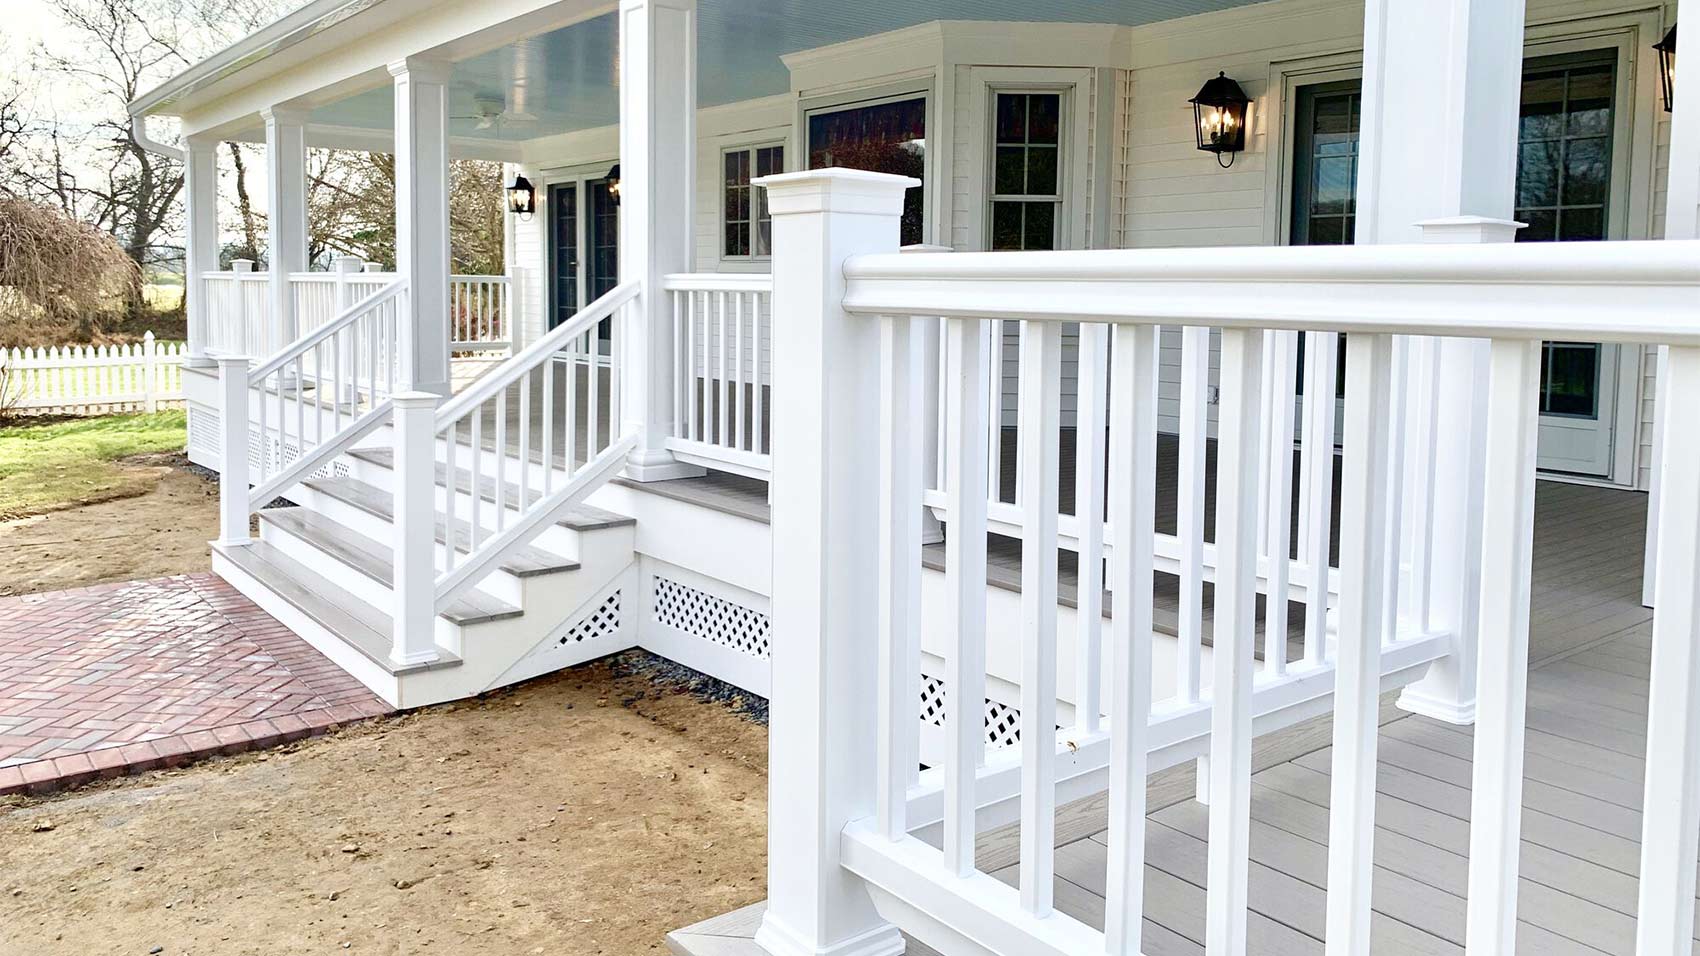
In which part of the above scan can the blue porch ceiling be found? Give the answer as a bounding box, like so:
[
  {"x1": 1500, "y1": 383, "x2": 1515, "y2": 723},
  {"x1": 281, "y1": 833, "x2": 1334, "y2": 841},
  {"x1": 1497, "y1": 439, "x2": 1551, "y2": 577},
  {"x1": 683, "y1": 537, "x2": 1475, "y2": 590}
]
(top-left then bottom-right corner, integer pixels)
[{"x1": 311, "y1": 0, "x2": 1275, "y2": 140}]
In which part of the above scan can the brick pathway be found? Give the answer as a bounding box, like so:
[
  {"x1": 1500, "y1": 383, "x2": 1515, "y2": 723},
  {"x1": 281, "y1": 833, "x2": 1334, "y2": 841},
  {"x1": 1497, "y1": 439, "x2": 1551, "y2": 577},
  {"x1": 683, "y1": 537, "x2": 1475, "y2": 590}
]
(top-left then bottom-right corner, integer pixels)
[{"x1": 0, "y1": 574, "x2": 390, "y2": 795}]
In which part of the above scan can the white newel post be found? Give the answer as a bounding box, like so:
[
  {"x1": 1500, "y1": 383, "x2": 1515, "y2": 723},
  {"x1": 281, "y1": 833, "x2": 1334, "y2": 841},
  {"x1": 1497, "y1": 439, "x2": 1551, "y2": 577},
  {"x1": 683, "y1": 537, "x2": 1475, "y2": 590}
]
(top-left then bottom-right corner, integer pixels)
[
  {"x1": 1355, "y1": 0, "x2": 1526, "y2": 726},
  {"x1": 617, "y1": 0, "x2": 704, "y2": 481},
  {"x1": 753, "y1": 168, "x2": 914, "y2": 956},
  {"x1": 391, "y1": 390, "x2": 441, "y2": 666},
  {"x1": 1635, "y1": 1, "x2": 1700, "y2": 946},
  {"x1": 216, "y1": 355, "x2": 252, "y2": 546},
  {"x1": 391, "y1": 57, "x2": 453, "y2": 396},
  {"x1": 142, "y1": 332, "x2": 158, "y2": 414},
  {"x1": 182, "y1": 139, "x2": 218, "y2": 368},
  {"x1": 334, "y1": 255, "x2": 363, "y2": 402},
  {"x1": 1645, "y1": 1, "x2": 1699, "y2": 607},
  {"x1": 261, "y1": 106, "x2": 308, "y2": 357}
]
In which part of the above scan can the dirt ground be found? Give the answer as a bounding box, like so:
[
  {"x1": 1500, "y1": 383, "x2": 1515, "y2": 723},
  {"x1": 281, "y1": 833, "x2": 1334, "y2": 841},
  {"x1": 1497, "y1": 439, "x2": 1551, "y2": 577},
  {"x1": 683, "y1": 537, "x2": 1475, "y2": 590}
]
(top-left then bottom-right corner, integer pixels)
[
  {"x1": 0, "y1": 659, "x2": 770, "y2": 955},
  {"x1": 0, "y1": 453, "x2": 220, "y2": 597},
  {"x1": 0, "y1": 455, "x2": 773, "y2": 953}
]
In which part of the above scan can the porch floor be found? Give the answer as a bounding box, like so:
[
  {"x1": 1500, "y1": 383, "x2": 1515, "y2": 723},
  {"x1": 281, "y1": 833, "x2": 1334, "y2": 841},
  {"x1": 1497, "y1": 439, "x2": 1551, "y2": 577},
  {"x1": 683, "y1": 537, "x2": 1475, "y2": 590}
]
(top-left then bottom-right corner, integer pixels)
[{"x1": 672, "y1": 483, "x2": 1665, "y2": 954}]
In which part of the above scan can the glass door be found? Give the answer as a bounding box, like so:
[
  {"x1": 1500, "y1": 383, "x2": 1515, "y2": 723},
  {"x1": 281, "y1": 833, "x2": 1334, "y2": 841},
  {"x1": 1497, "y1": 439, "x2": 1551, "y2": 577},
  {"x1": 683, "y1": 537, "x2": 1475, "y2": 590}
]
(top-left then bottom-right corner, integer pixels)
[
  {"x1": 1516, "y1": 51, "x2": 1619, "y2": 477},
  {"x1": 1289, "y1": 79, "x2": 1358, "y2": 445},
  {"x1": 548, "y1": 174, "x2": 620, "y2": 355},
  {"x1": 1285, "y1": 50, "x2": 1624, "y2": 476}
]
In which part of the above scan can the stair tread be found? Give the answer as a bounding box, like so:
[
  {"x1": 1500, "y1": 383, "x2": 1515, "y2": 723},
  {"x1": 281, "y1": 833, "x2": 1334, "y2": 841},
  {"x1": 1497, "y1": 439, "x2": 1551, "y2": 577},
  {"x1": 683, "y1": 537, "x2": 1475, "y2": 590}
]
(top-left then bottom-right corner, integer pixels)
[
  {"x1": 256, "y1": 509, "x2": 541, "y2": 628},
  {"x1": 347, "y1": 446, "x2": 635, "y2": 531},
  {"x1": 215, "y1": 540, "x2": 463, "y2": 677},
  {"x1": 303, "y1": 474, "x2": 604, "y2": 576}
]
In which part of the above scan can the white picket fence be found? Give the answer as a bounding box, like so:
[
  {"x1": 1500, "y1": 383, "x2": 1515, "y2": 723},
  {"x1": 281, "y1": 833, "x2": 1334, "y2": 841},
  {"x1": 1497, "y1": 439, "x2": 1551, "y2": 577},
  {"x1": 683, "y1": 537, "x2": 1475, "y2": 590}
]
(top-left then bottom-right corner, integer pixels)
[{"x1": 1, "y1": 332, "x2": 185, "y2": 415}]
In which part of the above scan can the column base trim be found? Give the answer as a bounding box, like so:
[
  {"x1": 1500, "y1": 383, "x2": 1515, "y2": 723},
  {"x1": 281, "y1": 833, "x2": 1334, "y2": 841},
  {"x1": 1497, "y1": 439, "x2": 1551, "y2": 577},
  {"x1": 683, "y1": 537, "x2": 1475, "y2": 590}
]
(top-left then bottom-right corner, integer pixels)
[
  {"x1": 754, "y1": 912, "x2": 906, "y2": 956},
  {"x1": 1396, "y1": 685, "x2": 1477, "y2": 725}
]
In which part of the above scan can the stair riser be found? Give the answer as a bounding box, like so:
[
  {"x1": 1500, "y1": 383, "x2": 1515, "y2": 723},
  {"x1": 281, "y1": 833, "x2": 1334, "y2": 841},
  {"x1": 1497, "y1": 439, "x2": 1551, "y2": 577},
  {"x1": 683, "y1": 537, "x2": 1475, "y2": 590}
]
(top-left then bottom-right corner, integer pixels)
[
  {"x1": 258, "y1": 519, "x2": 474, "y2": 651},
  {"x1": 212, "y1": 545, "x2": 404, "y2": 708},
  {"x1": 342, "y1": 453, "x2": 584, "y2": 557},
  {"x1": 286, "y1": 485, "x2": 539, "y2": 602}
]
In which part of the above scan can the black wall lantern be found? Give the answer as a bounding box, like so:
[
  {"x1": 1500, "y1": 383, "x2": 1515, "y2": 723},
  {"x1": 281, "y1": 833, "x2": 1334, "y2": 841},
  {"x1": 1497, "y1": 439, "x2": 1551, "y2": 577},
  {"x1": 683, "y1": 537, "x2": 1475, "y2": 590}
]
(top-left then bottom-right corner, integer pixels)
[
  {"x1": 605, "y1": 163, "x2": 622, "y2": 205},
  {"x1": 506, "y1": 174, "x2": 536, "y2": 220},
  {"x1": 1190, "y1": 71, "x2": 1250, "y2": 167},
  {"x1": 1656, "y1": 24, "x2": 1678, "y2": 114}
]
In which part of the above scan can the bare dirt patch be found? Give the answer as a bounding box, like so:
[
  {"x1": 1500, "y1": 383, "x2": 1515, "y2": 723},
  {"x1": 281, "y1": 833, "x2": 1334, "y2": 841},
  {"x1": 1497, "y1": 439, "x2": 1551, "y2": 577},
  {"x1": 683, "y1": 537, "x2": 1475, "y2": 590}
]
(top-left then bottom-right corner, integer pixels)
[
  {"x1": 0, "y1": 453, "x2": 219, "y2": 596},
  {"x1": 0, "y1": 656, "x2": 769, "y2": 955}
]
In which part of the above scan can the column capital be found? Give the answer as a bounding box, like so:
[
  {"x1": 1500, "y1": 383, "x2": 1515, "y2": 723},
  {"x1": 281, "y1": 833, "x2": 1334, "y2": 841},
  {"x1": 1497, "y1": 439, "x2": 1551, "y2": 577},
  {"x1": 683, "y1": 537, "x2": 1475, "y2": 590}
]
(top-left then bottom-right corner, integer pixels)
[
  {"x1": 620, "y1": 0, "x2": 695, "y2": 11},
  {"x1": 388, "y1": 57, "x2": 452, "y2": 84},
  {"x1": 756, "y1": 169, "x2": 917, "y2": 218},
  {"x1": 259, "y1": 105, "x2": 309, "y2": 127}
]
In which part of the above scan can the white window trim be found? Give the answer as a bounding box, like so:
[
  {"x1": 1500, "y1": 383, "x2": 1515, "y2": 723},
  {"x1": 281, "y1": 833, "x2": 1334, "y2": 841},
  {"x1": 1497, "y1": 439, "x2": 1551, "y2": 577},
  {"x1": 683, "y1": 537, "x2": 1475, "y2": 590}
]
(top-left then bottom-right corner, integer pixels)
[
  {"x1": 797, "y1": 77, "x2": 939, "y2": 245},
  {"x1": 718, "y1": 141, "x2": 786, "y2": 262},
  {"x1": 962, "y1": 66, "x2": 1094, "y2": 252}
]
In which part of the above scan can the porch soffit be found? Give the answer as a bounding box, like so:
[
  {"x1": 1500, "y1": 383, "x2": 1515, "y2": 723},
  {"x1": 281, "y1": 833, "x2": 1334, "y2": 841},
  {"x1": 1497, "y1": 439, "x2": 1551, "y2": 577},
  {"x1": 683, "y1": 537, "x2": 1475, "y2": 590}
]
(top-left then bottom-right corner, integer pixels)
[{"x1": 142, "y1": 0, "x2": 1277, "y2": 145}]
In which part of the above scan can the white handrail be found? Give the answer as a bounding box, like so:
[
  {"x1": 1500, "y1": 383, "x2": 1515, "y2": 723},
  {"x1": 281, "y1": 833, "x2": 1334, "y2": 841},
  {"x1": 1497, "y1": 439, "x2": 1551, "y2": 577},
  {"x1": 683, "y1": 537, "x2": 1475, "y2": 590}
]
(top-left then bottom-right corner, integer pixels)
[
  {"x1": 842, "y1": 239, "x2": 1700, "y2": 343},
  {"x1": 435, "y1": 280, "x2": 637, "y2": 430}
]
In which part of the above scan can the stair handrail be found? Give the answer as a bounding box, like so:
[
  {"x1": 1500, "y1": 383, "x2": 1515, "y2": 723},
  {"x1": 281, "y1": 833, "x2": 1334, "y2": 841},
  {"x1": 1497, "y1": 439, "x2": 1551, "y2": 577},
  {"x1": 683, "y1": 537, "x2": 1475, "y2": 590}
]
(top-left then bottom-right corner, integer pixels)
[
  {"x1": 430, "y1": 279, "x2": 641, "y2": 613},
  {"x1": 249, "y1": 279, "x2": 407, "y2": 384},
  {"x1": 434, "y1": 280, "x2": 638, "y2": 431},
  {"x1": 242, "y1": 278, "x2": 408, "y2": 508}
]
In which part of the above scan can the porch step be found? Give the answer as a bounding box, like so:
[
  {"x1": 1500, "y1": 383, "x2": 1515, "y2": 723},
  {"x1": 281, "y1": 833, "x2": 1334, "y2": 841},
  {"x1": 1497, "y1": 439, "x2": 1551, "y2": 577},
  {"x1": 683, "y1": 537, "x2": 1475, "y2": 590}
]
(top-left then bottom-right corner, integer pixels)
[
  {"x1": 213, "y1": 540, "x2": 463, "y2": 677},
  {"x1": 346, "y1": 447, "x2": 635, "y2": 532},
  {"x1": 302, "y1": 474, "x2": 618, "y2": 557},
  {"x1": 256, "y1": 507, "x2": 526, "y2": 625}
]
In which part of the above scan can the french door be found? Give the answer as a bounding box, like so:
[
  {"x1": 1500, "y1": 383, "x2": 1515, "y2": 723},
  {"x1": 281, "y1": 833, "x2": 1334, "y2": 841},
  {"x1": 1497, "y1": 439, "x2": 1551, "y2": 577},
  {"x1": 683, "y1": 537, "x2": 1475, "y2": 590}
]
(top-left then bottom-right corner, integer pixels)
[
  {"x1": 1287, "y1": 49, "x2": 1626, "y2": 477},
  {"x1": 548, "y1": 174, "x2": 619, "y2": 352}
]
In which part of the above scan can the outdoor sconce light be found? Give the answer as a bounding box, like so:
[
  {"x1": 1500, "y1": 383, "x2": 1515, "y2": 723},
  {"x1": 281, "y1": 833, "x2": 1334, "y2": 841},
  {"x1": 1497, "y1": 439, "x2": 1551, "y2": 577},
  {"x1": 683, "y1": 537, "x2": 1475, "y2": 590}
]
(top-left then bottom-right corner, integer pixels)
[
  {"x1": 1656, "y1": 24, "x2": 1678, "y2": 114},
  {"x1": 1190, "y1": 71, "x2": 1250, "y2": 168},
  {"x1": 605, "y1": 163, "x2": 621, "y2": 204},
  {"x1": 506, "y1": 174, "x2": 536, "y2": 220}
]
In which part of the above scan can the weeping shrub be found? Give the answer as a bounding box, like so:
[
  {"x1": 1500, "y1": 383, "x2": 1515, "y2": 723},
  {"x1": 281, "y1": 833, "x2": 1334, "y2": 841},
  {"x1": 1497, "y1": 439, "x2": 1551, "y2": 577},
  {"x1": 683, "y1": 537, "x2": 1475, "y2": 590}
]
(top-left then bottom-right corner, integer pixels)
[{"x1": 0, "y1": 195, "x2": 141, "y2": 345}]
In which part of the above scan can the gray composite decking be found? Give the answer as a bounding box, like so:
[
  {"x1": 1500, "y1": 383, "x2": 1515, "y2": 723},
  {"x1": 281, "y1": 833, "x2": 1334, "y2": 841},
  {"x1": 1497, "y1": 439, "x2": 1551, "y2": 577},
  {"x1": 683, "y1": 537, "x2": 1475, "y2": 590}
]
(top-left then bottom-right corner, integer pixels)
[{"x1": 669, "y1": 481, "x2": 1672, "y2": 955}]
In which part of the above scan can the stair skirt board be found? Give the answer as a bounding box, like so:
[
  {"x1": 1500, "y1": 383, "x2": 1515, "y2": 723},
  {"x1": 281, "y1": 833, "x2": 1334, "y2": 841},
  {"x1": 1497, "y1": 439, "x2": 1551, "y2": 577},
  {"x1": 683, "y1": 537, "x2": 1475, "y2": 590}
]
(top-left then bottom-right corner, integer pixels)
[{"x1": 486, "y1": 566, "x2": 641, "y2": 690}]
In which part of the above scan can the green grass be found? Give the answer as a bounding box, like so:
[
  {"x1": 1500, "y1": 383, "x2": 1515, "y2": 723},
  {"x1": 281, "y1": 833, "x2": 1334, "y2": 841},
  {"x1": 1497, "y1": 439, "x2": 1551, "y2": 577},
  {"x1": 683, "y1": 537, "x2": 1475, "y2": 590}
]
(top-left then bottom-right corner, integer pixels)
[{"x1": 0, "y1": 411, "x2": 188, "y2": 519}]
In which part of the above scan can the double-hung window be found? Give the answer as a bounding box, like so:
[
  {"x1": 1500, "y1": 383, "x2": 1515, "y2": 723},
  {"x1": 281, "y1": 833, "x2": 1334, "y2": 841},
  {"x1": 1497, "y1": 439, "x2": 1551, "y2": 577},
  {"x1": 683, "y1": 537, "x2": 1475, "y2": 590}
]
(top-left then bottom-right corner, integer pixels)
[
  {"x1": 989, "y1": 91, "x2": 1064, "y2": 251},
  {"x1": 723, "y1": 144, "x2": 783, "y2": 259}
]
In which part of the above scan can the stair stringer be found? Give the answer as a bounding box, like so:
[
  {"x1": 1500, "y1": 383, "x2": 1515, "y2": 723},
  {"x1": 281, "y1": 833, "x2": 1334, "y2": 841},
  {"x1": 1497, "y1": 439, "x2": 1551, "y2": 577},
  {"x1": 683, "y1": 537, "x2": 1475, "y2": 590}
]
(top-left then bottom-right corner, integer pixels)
[
  {"x1": 484, "y1": 563, "x2": 640, "y2": 691},
  {"x1": 392, "y1": 521, "x2": 640, "y2": 704}
]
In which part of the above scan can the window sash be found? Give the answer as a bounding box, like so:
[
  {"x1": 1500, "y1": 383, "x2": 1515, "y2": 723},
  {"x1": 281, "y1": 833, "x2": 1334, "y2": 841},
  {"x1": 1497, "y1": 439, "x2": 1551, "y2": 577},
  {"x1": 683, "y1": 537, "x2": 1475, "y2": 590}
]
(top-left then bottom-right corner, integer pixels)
[
  {"x1": 988, "y1": 91, "x2": 1065, "y2": 251},
  {"x1": 722, "y1": 143, "x2": 783, "y2": 259}
]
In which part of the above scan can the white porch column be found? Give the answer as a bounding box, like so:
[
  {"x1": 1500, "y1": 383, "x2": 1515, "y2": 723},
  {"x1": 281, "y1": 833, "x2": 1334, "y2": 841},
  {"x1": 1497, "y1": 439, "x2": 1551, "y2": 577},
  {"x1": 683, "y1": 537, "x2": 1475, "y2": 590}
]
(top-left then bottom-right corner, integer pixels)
[
  {"x1": 617, "y1": 0, "x2": 704, "y2": 480},
  {"x1": 261, "y1": 106, "x2": 308, "y2": 356},
  {"x1": 183, "y1": 139, "x2": 219, "y2": 368},
  {"x1": 1361, "y1": 0, "x2": 1526, "y2": 726},
  {"x1": 753, "y1": 168, "x2": 912, "y2": 956},
  {"x1": 391, "y1": 56, "x2": 453, "y2": 396},
  {"x1": 1645, "y1": 2, "x2": 1699, "y2": 608}
]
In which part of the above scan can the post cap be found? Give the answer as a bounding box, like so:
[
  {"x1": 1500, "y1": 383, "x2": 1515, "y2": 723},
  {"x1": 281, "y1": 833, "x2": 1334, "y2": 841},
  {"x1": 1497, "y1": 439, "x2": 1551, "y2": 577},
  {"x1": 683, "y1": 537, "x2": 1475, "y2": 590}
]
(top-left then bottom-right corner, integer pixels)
[
  {"x1": 391, "y1": 390, "x2": 442, "y2": 409},
  {"x1": 755, "y1": 168, "x2": 918, "y2": 217},
  {"x1": 1414, "y1": 216, "x2": 1524, "y2": 244}
]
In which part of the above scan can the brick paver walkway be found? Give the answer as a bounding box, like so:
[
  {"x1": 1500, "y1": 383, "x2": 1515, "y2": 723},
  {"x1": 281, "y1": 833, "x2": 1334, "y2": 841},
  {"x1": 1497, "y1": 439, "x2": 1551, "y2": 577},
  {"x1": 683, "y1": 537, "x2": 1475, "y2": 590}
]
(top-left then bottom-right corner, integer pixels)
[{"x1": 0, "y1": 574, "x2": 390, "y2": 795}]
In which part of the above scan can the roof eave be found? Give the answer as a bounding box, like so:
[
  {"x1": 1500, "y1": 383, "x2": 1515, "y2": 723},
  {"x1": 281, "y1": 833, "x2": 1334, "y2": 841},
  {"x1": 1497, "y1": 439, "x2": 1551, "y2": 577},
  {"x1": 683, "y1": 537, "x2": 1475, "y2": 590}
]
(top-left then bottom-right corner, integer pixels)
[{"x1": 128, "y1": 0, "x2": 386, "y2": 118}]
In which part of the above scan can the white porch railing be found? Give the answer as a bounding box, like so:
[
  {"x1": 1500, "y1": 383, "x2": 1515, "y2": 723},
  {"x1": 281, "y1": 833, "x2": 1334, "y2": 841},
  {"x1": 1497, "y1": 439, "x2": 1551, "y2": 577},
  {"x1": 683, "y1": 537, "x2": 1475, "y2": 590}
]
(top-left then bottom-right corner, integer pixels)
[
  {"x1": 449, "y1": 274, "x2": 512, "y2": 353},
  {"x1": 202, "y1": 263, "x2": 272, "y2": 356},
  {"x1": 759, "y1": 169, "x2": 1700, "y2": 956},
  {"x1": 663, "y1": 273, "x2": 773, "y2": 479},
  {"x1": 217, "y1": 279, "x2": 406, "y2": 546},
  {"x1": 423, "y1": 281, "x2": 639, "y2": 624}
]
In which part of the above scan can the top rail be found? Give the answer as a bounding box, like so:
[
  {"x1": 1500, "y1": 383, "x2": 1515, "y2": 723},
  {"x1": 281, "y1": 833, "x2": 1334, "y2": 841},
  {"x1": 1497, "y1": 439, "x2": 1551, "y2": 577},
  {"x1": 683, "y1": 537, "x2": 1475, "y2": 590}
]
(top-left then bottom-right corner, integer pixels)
[
  {"x1": 661, "y1": 272, "x2": 773, "y2": 293},
  {"x1": 841, "y1": 239, "x2": 1700, "y2": 344}
]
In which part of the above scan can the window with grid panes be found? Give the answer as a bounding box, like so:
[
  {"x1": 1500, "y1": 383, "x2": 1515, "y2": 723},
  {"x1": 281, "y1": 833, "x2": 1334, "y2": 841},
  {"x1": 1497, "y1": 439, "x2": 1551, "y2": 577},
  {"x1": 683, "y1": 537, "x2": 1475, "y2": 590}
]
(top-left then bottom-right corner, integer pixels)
[
  {"x1": 723, "y1": 144, "x2": 783, "y2": 258},
  {"x1": 989, "y1": 92, "x2": 1063, "y2": 251}
]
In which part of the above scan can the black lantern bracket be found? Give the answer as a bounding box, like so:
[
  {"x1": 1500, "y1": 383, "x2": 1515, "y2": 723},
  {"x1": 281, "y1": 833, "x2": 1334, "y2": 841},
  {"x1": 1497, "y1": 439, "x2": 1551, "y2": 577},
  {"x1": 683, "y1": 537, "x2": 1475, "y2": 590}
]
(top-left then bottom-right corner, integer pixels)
[{"x1": 1657, "y1": 24, "x2": 1677, "y2": 114}]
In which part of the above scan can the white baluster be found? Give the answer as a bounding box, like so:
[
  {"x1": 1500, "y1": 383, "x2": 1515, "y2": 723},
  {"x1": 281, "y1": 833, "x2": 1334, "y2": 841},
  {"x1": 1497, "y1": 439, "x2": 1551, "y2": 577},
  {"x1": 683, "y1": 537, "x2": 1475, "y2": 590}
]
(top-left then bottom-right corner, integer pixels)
[
  {"x1": 1073, "y1": 322, "x2": 1108, "y2": 735},
  {"x1": 1104, "y1": 322, "x2": 1158, "y2": 956},
  {"x1": 1463, "y1": 337, "x2": 1542, "y2": 955},
  {"x1": 1204, "y1": 327, "x2": 1263, "y2": 956},
  {"x1": 1017, "y1": 318, "x2": 1061, "y2": 916},
  {"x1": 1323, "y1": 332, "x2": 1394, "y2": 956},
  {"x1": 943, "y1": 314, "x2": 988, "y2": 877},
  {"x1": 876, "y1": 313, "x2": 924, "y2": 840}
]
